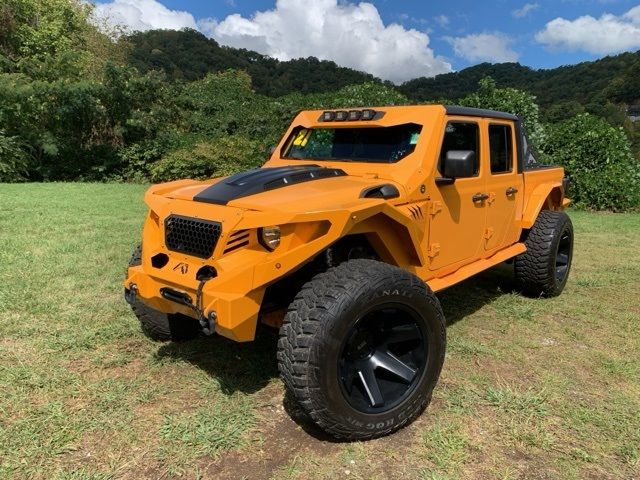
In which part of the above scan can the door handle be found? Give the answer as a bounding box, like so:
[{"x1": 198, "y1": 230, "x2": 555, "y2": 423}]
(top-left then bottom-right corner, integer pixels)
[
  {"x1": 472, "y1": 193, "x2": 490, "y2": 203},
  {"x1": 506, "y1": 187, "x2": 519, "y2": 196}
]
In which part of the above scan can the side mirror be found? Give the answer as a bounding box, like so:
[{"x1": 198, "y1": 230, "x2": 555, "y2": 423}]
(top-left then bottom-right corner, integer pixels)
[
  {"x1": 269, "y1": 146, "x2": 276, "y2": 155},
  {"x1": 442, "y1": 150, "x2": 476, "y2": 178}
]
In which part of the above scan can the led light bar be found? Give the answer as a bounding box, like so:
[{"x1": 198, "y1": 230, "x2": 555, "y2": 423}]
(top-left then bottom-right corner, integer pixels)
[{"x1": 318, "y1": 109, "x2": 382, "y2": 122}]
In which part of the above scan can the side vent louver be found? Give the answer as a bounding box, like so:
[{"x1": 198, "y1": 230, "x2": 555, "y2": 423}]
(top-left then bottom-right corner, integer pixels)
[
  {"x1": 223, "y1": 229, "x2": 251, "y2": 254},
  {"x1": 407, "y1": 205, "x2": 424, "y2": 221}
]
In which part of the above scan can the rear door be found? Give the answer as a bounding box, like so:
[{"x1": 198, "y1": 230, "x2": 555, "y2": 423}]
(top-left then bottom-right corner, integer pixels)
[{"x1": 483, "y1": 121, "x2": 524, "y2": 251}]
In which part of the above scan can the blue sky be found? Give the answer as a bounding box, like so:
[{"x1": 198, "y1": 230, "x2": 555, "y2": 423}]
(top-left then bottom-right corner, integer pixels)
[{"x1": 93, "y1": 0, "x2": 640, "y2": 82}]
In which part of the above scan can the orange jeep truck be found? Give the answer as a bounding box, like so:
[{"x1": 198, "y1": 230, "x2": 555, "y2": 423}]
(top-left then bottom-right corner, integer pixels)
[{"x1": 124, "y1": 105, "x2": 573, "y2": 439}]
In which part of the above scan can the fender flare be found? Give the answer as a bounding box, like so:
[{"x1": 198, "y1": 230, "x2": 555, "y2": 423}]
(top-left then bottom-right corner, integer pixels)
[{"x1": 521, "y1": 182, "x2": 564, "y2": 229}]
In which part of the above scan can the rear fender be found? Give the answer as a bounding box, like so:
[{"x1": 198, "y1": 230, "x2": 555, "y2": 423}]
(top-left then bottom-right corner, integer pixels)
[{"x1": 521, "y1": 183, "x2": 565, "y2": 229}]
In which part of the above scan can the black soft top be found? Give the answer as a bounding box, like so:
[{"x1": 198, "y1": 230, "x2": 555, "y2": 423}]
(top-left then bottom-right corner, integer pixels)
[{"x1": 445, "y1": 106, "x2": 519, "y2": 121}]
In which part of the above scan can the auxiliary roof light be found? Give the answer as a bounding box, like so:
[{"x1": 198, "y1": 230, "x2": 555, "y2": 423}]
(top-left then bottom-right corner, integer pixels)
[
  {"x1": 334, "y1": 110, "x2": 349, "y2": 121},
  {"x1": 322, "y1": 111, "x2": 335, "y2": 122},
  {"x1": 319, "y1": 108, "x2": 380, "y2": 122}
]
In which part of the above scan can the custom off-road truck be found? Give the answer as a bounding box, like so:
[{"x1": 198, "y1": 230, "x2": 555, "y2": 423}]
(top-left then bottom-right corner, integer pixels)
[{"x1": 125, "y1": 105, "x2": 573, "y2": 439}]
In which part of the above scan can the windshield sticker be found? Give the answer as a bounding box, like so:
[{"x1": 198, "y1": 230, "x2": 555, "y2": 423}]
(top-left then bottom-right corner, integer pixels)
[
  {"x1": 410, "y1": 133, "x2": 420, "y2": 145},
  {"x1": 293, "y1": 129, "x2": 310, "y2": 146}
]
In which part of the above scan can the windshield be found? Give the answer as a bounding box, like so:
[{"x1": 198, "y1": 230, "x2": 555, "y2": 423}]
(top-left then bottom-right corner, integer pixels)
[{"x1": 282, "y1": 123, "x2": 422, "y2": 163}]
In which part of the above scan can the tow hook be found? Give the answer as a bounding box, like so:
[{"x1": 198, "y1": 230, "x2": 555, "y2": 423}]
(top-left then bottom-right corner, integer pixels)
[
  {"x1": 124, "y1": 283, "x2": 138, "y2": 304},
  {"x1": 201, "y1": 310, "x2": 217, "y2": 336}
]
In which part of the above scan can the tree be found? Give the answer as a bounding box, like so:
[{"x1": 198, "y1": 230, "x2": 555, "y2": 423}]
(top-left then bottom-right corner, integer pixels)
[
  {"x1": 540, "y1": 114, "x2": 640, "y2": 211},
  {"x1": 0, "y1": 130, "x2": 28, "y2": 181},
  {"x1": 458, "y1": 77, "x2": 545, "y2": 148}
]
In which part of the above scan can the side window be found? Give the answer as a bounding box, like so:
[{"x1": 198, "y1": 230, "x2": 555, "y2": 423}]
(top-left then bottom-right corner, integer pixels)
[
  {"x1": 489, "y1": 124, "x2": 513, "y2": 174},
  {"x1": 439, "y1": 122, "x2": 479, "y2": 175}
]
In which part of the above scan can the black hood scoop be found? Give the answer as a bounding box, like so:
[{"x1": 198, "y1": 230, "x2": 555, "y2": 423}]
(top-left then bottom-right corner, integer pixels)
[{"x1": 193, "y1": 164, "x2": 347, "y2": 205}]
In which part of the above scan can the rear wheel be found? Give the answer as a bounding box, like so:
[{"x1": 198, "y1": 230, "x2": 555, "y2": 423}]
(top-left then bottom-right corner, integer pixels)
[
  {"x1": 127, "y1": 245, "x2": 200, "y2": 341},
  {"x1": 514, "y1": 210, "x2": 574, "y2": 297},
  {"x1": 278, "y1": 259, "x2": 446, "y2": 440}
]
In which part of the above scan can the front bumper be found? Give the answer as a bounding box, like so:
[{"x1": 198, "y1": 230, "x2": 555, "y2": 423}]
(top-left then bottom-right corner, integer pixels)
[{"x1": 125, "y1": 261, "x2": 265, "y2": 342}]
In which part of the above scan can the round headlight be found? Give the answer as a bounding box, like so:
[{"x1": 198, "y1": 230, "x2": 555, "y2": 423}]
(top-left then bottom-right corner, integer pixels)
[{"x1": 260, "y1": 226, "x2": 281, "y2": 251}]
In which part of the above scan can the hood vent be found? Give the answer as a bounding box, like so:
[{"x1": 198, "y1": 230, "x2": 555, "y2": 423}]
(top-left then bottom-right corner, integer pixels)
[{"x1": 193, "y1": 165, "x2": 347, "y2": 205}]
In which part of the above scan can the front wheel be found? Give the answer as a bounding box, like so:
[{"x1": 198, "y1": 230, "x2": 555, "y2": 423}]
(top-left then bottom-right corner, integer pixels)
[{"x1": 277, "y1": 259, "x2": 446, "y2": 440}]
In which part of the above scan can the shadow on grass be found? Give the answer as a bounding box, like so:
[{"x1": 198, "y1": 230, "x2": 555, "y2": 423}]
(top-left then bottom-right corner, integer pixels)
[
  {"x1": 155, "y1": 326, "x2": 279, "y2": 395},
  {"x1": 438, "y1": 262, "x2": 515, "y2": 327},
  {"x1": 154, "y1": 263, "x2": 516, "y2": 439}
]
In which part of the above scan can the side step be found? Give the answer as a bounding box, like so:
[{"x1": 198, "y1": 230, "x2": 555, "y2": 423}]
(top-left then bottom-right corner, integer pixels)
[{"x1": 427, "y1": 243, "x2": 526, "y2": 292}]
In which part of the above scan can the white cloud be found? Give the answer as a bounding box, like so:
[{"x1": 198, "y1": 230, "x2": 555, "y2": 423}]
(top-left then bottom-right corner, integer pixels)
[
  {"x1": 535, "y1": 5, "x2": 640, "y2": 54},
  {"x1": 208, "y1": 0, "x2": 451, "y2": 83},
  {"x1": 512, "y1": 3, "x2": 539, "y2": 19},
  {"x1": 92, "y1": 0, "x2": 197, "y2": 33},
  {"x1": 445, "y1": 32, "x2": 519, "y2": 63},
  {"x1": 197, "y1": 17, "x2": 218, "y2": 38},
  {"x1": 435, "y1": 15, "x2": 450, "y2": 28}
]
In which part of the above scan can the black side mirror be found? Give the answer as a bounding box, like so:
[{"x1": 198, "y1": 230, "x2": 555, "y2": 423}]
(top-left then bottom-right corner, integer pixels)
[
  {"x1": 269, "y1": 146, "x2": 276, "y2": 155},
  {"x1": 442, "y1": 150, "x2": 476, "y2": 178}
]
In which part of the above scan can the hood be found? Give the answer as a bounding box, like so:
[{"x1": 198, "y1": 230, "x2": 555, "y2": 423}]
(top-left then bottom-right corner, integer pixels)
[{"x1": 157, "y1": 165, "x2": 404, "y2": 213}]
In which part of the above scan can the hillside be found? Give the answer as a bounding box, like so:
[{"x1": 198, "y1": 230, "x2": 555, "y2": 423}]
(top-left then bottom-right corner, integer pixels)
[
  {"x1": 399, "y1": 52, "x2": 640, "y2": 119},
  {"x1": 127, "y1": 29, "x2": 379, "y2": 97},
  {"x1": 128, "y1": 29, "x2": 640, "y2": 122}
]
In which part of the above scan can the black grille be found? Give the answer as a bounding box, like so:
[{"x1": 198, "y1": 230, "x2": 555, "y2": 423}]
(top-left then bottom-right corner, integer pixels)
[{"x1": 164, "y1": 215, "x2": 221, "y2": 259}]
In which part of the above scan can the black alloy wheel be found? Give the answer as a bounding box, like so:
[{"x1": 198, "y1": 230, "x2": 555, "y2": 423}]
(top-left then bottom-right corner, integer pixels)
[{"x1": 338, "y1": 304, "x2": 426, "y2": 414}]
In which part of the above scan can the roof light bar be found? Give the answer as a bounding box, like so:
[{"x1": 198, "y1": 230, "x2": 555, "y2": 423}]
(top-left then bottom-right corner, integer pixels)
[{"x1": 318, "y1": 109, "x2": 382, "y2": 122}]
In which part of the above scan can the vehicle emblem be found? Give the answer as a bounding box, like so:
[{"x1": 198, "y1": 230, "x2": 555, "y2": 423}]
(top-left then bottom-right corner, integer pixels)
[{"x1": 174, "y1": 263, "x2": 189, "y2": 274}]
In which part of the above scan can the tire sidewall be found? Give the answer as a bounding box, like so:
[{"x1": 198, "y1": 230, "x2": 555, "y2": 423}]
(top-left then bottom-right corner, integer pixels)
[
  {"x1": 309, "y1": 275, "x2": 445, "y2": 434},
  {"x1": 547, "y1": 215, "x2": 574, "y2": 294}
]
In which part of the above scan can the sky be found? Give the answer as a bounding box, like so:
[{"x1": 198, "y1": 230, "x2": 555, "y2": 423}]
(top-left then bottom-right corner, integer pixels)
[{"x1": 92, "y1": 0, "x2": 640, "y2": 83}]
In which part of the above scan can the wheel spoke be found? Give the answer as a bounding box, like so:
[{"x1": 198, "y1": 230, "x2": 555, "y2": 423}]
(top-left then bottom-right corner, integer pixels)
[
  {"x1": 370, "y1": 349, "x2": 417, "y2": 384},
  {"x1": 384, "y1": 324, "x2": 421, "y2": 346},
  {"x1": 341, "y1": 364, "x2": 357, "y2": 394},
  {"x1": 556, "y1": 252, "x2": 569, "y2": 266},
  {"x1": 357, "y1": 366, "x2": 384, "y2": 407}
]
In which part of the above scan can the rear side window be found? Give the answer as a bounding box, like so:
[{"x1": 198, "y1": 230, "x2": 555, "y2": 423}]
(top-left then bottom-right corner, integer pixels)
[
  {"x1": 439, "y1": 122, "x2": 480, "y2": 175},
  {"x1": 489, "y1": 124, "x2": 513, "y2": 173}
]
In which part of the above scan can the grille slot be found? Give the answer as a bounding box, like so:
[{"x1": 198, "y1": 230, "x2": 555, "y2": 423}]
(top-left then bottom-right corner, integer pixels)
[{"x1": 164, "y1": 215, "x2": 221, "y2": 259}]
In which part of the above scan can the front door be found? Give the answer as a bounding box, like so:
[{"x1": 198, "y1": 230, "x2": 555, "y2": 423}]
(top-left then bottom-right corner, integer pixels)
[
  {"x1": 428, "y1": 119, "x2": 487, "y2": 271},
  {"x1": 484, "y1": 122, "x2": 524, "y2": 251}
]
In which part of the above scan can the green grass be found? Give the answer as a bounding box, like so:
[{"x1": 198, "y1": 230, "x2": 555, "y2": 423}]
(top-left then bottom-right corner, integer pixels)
[{"x1": 1, "y1": 183, "x2": 639, "y2": 479}]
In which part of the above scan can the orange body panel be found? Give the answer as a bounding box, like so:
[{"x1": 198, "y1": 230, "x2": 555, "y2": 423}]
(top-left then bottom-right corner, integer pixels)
[{"x1": 125, "y1": 105, "x2": 567, "y2": 342}]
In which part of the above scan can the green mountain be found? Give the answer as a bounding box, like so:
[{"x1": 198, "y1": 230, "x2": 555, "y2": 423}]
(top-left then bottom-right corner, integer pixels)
[
  {"x1": 399, "y1": 52, "x2": 640, "y2": 120},
  {"x1": 127, "y1": 29, "x2": 379, "y2": 97},
  {"x1": 127, "y1": 29, "x2": 639, "y2": 123}
]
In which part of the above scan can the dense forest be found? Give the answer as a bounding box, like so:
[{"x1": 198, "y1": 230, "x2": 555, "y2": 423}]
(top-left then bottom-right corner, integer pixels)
[
  {"x1": 128, "y1": 29, "x2": 379, "y2": 97},
  {"x1": 128, "y1": 28, "x2": 640, "y2": 122},
  {"x1": 0, "y1": 0, "x2": 638, "y2": 210},
  {"x1": 400, "y1": 54, "x2": 640, "y2": 118}
]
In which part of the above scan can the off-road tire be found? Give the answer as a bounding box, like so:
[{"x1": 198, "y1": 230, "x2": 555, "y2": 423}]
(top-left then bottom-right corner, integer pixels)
[
  {"x1": 514, "y1": 210, "x2": 573, "y2": 297},
  {"x1": 127, "y1": 245, "x2": 200, "y2": 341},
  {"x1": 277, "y1": 259, "x2": 446, "y2": 440}
]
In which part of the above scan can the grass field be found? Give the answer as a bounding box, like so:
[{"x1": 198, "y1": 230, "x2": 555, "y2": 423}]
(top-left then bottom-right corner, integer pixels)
[{"x1": 1, "y1": 183, "x2": 639, "y2": 480}]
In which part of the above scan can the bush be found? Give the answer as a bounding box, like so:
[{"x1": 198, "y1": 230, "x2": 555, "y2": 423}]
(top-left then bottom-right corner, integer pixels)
[
  {"x1": 0, "y1": 130, "x2": 28, "y2": 181},
  {"x1": 149, "y1": 135, "x2": 265, "y2": 182},
  {"x1": 541, "y1": 114, "x2": 640, "y2": 211}
]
